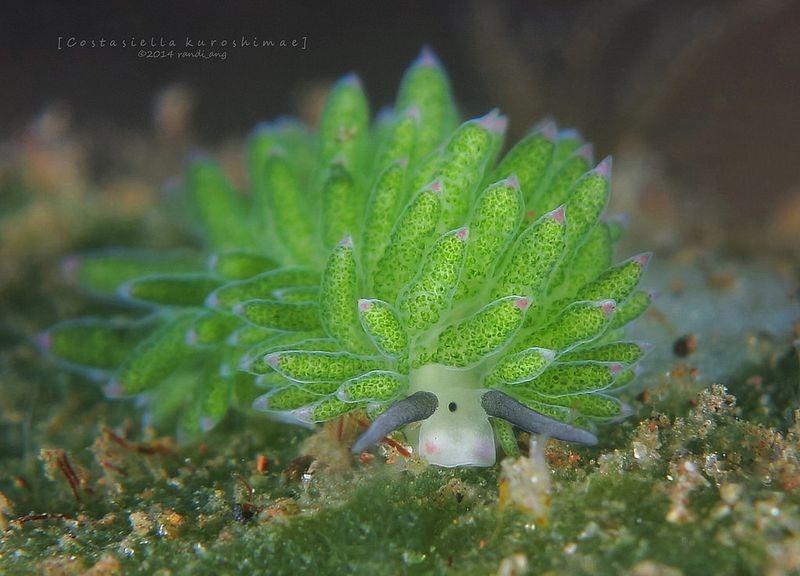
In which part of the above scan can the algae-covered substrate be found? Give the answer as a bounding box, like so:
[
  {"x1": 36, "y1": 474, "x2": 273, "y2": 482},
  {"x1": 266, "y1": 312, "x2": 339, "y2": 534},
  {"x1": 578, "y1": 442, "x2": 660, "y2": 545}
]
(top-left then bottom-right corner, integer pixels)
[{"x1": 0, "y1": 252, "x2": 798, "y2": 575}]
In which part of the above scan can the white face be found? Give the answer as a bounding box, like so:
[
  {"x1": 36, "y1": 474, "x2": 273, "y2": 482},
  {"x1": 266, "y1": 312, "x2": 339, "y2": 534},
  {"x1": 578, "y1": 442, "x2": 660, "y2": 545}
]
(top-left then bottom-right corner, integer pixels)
[{"x1": 409, "y1": 364, "x2": 496, "y2": 467}]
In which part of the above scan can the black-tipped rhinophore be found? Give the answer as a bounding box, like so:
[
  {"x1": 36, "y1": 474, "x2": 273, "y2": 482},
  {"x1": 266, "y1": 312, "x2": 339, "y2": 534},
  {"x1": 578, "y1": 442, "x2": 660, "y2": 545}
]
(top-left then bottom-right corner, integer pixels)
[
  {"x1": 351, "y1": 391, "x2": 438, "y2": 454},
  {"x1": 481, "y1": 390, "x2": 598, "y2": 445}
]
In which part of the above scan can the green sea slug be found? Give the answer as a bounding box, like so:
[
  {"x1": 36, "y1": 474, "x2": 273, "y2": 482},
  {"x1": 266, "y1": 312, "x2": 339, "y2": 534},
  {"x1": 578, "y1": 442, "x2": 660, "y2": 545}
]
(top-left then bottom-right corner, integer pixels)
[{"x1": 39, "y1": 47, "x2": 653, "y2": 467}]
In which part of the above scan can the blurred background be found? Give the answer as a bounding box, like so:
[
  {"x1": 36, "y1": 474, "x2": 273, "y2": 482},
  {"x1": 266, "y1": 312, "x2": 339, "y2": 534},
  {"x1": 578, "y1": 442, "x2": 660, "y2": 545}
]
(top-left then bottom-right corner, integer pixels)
[{"x1": 2, "y1": 0, "x2": 799, "y2": 264}]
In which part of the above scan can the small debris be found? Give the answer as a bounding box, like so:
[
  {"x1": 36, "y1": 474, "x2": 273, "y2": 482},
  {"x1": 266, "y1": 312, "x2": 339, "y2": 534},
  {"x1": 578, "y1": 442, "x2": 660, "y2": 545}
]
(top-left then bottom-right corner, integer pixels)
[
  {"x1": 83, "y1": 552, "x2": 122, "y2": 575},
  {"x1": 499, "y1": 437, "x2": 551, "y2": 526},
  {"x1": 578, "y1": 521, "x2": 601, "y2": 540},
  {"x1": 669, "y1": 278, "x2": 685, "y2": 295},
  {"x1": 628, "y1": 560, "x2": 683, "y2": 576},
  {"x1": 9, "y1": 512, "x2": 73, "y2": 529},
  {"x1": 695, "y1": 384, "x2": 737, "y2": 418},
  {"x1": 435, "y1": 478, "x2": 471, "y2": 507},
  {"x1": 40, "y1": 448, "x2": 93, "y2": 501},
  {"x1": 0, "y1": 491, "x2": 14, "y2": 530},
  {"x1": 39, "y1": 555, "x2": 86, "y2": 574},
  {"x1": 232, "y1": 473, "x2": 254, "y2": 501},
  {"x1": 497, "y1": 553, "x2": 529, "y2": 576},
  {"x1": 666, "y1": 458, "x2": 709, "y2": 524},
  {"x1": 299, "y1": 419, "x2": 355, "y2": 474},
  {"x1": 746, "y1": 374, "x2": 764, "y2": 390},
  {"x1": 100, "y1": 426, "x2": 175, "y2": 456},
  {"x1": 673, "y1": 334, "x2": 697, "y2": 358},
  {"x1": 258, "y1": 497, "x2": 299, "y2": 523},
  {"x1": 706, "y1": 271, "x2": 739, "y2": 291},
  {"x1": 128, "y1": 511, "x2": 153, "y2": 536},
  {"x1": 91, "y1": 426, "x2": 176, "y2": 493},
  {"x1": 631, "y1": 420, "x2": 662, "y2": 468},
  {"x1": 719, "y1": 482, "x2": 744, "y2": 505},
  {"x1": 283, "y1": 455, "x2": 315, "y2": 483},
  {"x1": 544, "y1": 442, "x2": 581, "y2": 470},
  {"x1": 231, "y1": 502, "x2": 258, "y2": 524},
  {"x1": 155, "y1": 509, "x2": 184, "y2": 539},
  {"x1": 231, "y1": 472, "x2": 262, "y2": 523},
  {"x1": 379, "y1": 436, "x2": 413, "y2": 459},
  {"x1": 256, "y1": 454, "x2": 269, "y2": 474}
]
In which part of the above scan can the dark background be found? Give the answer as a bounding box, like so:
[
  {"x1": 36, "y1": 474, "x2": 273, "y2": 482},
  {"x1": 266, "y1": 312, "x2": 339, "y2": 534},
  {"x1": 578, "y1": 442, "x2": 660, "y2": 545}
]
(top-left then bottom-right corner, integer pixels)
[
  {"x1": 2, "y1": 1, "x2": 485, "y2": 139},
  {"x1": 2, "y1": 0, "x2": 799, "y2": 252}
]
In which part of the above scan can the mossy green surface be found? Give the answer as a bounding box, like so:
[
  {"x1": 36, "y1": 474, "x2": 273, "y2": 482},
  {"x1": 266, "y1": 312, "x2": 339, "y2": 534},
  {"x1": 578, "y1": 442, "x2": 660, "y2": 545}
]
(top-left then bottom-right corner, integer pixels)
[{"x1": 2, "y1": 315, "x2": 799, "y2": 574}]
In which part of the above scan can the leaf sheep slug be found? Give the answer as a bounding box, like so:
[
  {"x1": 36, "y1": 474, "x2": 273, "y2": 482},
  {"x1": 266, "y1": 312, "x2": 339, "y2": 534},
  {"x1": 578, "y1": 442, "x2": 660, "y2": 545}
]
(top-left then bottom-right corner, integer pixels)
[{"x1": 40, "y1": 46, "x2": 653, "y2": 466}]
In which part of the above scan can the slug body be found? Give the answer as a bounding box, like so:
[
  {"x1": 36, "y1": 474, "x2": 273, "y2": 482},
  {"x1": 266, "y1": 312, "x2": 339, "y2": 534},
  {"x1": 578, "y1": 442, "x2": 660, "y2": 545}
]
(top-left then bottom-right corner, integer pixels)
[
  {"x1": 41, "y1": 48, "x2": 652, "y2": 467},
  {"x1": 409, "y1": 364, "x2": 495, "y2": 467}
]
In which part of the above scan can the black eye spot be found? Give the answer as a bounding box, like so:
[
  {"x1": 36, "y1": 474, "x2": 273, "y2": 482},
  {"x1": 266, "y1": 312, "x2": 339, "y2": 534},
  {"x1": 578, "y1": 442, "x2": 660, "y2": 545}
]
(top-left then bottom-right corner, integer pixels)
[{"x1": 448, "y1": 402, "x2": 457, "y2": 412}]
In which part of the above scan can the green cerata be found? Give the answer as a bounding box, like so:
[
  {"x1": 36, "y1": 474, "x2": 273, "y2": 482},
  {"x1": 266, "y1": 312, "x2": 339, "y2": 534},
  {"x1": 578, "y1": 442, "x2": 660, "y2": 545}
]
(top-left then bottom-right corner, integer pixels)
[{"x1": 40, "y1": 47, "x2": 653, "y2": 467}]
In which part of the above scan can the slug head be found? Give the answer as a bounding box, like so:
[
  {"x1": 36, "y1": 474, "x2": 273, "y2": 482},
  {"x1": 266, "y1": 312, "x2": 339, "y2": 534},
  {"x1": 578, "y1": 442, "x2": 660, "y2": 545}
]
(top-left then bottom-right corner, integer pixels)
[{"x1": 409, "y1": 364, "x2": 496, "y2": 467}]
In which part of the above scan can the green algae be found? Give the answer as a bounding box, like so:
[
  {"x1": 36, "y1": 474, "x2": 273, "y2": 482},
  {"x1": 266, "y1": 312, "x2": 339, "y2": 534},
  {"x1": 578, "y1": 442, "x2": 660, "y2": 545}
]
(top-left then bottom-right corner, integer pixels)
[{"x1": 2, "y1": 334, "x2": 800, "y2": 575}]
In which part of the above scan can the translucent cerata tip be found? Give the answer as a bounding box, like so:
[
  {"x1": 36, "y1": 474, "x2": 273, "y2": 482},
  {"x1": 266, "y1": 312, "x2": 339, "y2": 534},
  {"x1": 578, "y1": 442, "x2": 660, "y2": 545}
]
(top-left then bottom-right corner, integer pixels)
[
  {"x1": 35, "y1": 330, "x2": 52, "y2": 352},
  {"x1": 504, "y1": 173, "x2": 520, "y2": 189},
  {"x1": 404, "y1": 105, "x2": 421, "y2": 121},
  {"x1": 265, "y1": 353, "x2": 281, "y2": 369},
  {"x1": 633, "y1": 252, "x2": 653, "y2": 270},
  {"x1": 577, "y1": 143, "x2": 594, "y2": 163},
  {"x1": 548, "y1": 205, "x2": 566, "y2": 224},
  {"x1": 60, "y1": 255, "x2": 80, "y2": 281},
  {"x1": 339, "y1": 71, "x2": 362, "y2": 87},
  {"x1": 104, "y1": 379, "x2": 123, "y2": 399},
  {"x1": 184, "y1": 329, "x2": 198, "y2": 346},
  {"x1": 540, "y1": 348, "x2": 557, "y2": 362},
  {"x1": 599, "y1": 300, "x2": 617, "y2": 317},
  {"x1": 557, "y1": 128, "x2": 582, "y2": 141},
  {"x1": 539, "y1": 120, "x2": 557, "y2": 141},
  {"x1": 477, "y1": 109, "x2": 507, "y2": 134},
  {"x1": 205, "y1": 291, "x2": 220, "y2": 309},
  {"x1": 514, "y1": 296, "x2": 532, "y2": 311},
  {"x1": 638, "y1": 342, "x2": 654, "y2": 353},
  {"x1": 187, "y1": 148, "x2": 212, "y2": 164},
  {"x1": 595, "y1": 156, "x2": 613, "y2": 178},
  {"x1": 414, "y1": 45, "x2": 442, "y2": 69}
]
